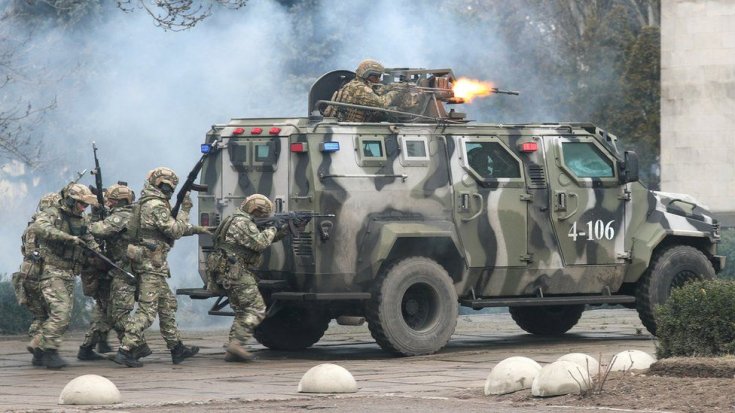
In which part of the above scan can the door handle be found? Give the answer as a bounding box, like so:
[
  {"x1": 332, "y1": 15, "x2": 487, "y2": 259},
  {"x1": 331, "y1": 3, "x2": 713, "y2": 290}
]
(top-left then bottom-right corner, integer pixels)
[
  {"x1": 559, "y1": 193, "x2": 579, "y2": 221},
  {"x1": 461, "y1": 193, "x2": 484, "y2": 222}
]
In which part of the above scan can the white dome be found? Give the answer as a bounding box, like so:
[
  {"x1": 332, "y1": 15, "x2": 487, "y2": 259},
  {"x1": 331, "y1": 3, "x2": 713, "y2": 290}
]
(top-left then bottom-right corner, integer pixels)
[
  {"x1": 531, "y1": 360, "x2": 591, "y2": 397},
  {"x1": 297, "y1": 363, "x2": 358, "y2": 393},
  {"x1": 484, "y1": 356, "x2": 542, "y2": 395},
  {"x1": 609, "y1": 350, "x2": 656, "y2": 371},
  {"x1": 556, "y1": 353, "x2": 600, "y2": 376},
  {"x1": 58, "y1": 374, "x2": 121, "y2": 405}
]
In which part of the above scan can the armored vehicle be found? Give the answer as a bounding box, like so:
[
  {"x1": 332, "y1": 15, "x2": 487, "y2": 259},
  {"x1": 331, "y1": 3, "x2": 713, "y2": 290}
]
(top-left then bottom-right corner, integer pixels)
[{"x1": 178, "y1": 68, "x2": 724, "y2": 356}]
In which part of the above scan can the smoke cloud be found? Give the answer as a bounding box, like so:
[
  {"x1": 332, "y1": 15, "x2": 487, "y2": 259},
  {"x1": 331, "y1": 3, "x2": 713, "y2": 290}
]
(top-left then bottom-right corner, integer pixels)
[{"x1": 0, "y1": 0, "x2": 571, "y2": 326}]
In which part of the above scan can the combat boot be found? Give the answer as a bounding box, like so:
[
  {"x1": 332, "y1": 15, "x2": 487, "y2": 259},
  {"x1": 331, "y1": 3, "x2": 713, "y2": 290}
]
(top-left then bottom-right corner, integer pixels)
[
  {"x1": 77, "y1": 344, "x2": 105, "y2": 361},
  {"x1": 225, "y1": 341, "x2": 254, "y2": 362},
  {"x1": 134, "y1": 343, "x2": 152, "y2": 359},
  {"x1": 31, "y1": 348, "x2": 43, "y2": 367},
  {"x1": 170, "y1": 341, "x2": 199, "y2": 364},
  {"x1": 113, "y1": 348, "x2": 142, "y2": 368},
  {"x1": 42, "y1": 349, "x2": 68, "y2": 369}
]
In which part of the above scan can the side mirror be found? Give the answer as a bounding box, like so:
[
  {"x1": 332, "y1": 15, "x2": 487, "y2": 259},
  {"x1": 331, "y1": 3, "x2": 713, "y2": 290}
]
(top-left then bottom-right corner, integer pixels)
[{"x1": 620, "y1": 151, "x2": 640, "y2": 184}]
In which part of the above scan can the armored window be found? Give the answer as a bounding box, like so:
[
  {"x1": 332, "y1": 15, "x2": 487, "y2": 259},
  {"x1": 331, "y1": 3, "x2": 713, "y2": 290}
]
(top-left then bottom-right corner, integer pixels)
[
  {"x1": 355, "y1": 136, "x2": 387, "y2": 166},
  {"x1": 252, "y1": 141, "x2": 279, "y2": 172},
  {"x1": 362, "y1": 140, "x2": 384, "y2": 157},
  {"x1": 465, "y1": 141, "x2": 521, "y2": 179},
  {"x1": 405, "y1": 140, "x2": 426, "y2": 157},
  {"x1": 562, "y1": 142, "x2": 613, "y2": 178},
  {"x1": 227, "y1": 140, "x2": 249, "y2": 172},
  {"x1": 399, "y1": 136, "x2": 430, "y2": 166}
]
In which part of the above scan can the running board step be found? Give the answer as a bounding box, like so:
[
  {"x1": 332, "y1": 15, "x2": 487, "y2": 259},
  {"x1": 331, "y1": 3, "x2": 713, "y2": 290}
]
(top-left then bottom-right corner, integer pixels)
[{"x1": 461, "y1": 295, "x2": 636, "y2": 309}]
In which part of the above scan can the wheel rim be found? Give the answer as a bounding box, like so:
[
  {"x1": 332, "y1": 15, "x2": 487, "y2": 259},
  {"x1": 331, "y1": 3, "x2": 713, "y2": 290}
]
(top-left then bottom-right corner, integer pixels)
[{"x1": 401, "y1": 282, "x2": 438, "y2": 331}]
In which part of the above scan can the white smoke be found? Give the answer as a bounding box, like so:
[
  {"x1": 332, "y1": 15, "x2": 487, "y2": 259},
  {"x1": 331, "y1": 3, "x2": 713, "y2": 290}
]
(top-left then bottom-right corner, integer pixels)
[{"x1": 0, "y1": 0, "x2": 569, "y2": 325}]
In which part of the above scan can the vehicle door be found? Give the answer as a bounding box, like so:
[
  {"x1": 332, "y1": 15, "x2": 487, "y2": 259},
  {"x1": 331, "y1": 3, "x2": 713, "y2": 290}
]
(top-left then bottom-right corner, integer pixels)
[
  {"x1": 448, "y1": 135, "x2": 528, "y2": 268},
  {"x1": 547, "y1": 135, "x2": 626, "y2": 265},
  {"x1": 220, "y1": 130, "x2": 290, "y2": 270}
]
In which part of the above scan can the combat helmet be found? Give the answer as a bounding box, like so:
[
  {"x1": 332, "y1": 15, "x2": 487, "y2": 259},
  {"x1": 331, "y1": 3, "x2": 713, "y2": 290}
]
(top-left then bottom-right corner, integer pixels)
[
  {"x1": 38, "y1": 192, "x2": 62, "y2": 211},
  {"x1": 241, "y1": 194, "x2": 273, "y2": 217},
  {"x1": 64, "y1": 183, "x2": 98, "y2": 208},
  {"x1": 355, "y1": 59, "x2": 384, "y2": 81},
  {"x1": 146, "y1": 167, "x2": 179, "y2": 188},
  {"x1": 106, "y1": 183, "x2": 135, "y2": 205}
]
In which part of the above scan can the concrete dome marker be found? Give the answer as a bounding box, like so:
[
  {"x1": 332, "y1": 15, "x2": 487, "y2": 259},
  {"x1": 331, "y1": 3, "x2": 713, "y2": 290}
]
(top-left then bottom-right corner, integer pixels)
[
  {"x1": 58, "y1": 374, "x2": 122, "y2": 405},
  {"x1": 484, "y1": 356, "x2": 542, "y2": 395},
  {"x1": 298, "y1": 363, "x2": 358, "y2": 393}
]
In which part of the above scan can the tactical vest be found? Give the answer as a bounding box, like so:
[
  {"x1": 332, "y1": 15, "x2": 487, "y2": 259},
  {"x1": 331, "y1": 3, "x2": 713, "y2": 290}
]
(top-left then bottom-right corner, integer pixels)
[
  {"x1": 212, "y1": 213, "x2": 258, "y2": 265},
  {"x1": 127, "y1": 196, "x2": 174, "y2": 245},
  {"x1": 104, "y1": 206, "x2": 134, "y2": 263},
  {"x1": 38, "y1": 206, "x2": 87, "y2": 270}
]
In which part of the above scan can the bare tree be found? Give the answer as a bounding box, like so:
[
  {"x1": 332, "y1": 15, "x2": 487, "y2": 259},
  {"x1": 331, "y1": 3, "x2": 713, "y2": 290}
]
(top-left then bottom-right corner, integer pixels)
[
  {"x1": 0, "y1": 11, "x2": 57, "y2": 167},
  {"x1": 116, "y1": 0, "x2": 248, "y2": 31}
]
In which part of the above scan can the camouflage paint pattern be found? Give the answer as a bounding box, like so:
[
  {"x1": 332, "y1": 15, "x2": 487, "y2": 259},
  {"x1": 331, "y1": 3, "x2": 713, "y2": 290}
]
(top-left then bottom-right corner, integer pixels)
[
  {"x1": 197, "y1": 118, "x2": 720, "y2": 303},
  {"x1": 108, "y1": 272, "x2": 138, "y2": 339}
]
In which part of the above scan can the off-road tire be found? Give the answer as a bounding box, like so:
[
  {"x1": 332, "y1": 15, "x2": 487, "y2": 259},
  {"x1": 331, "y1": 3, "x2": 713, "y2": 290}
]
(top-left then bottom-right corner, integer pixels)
[
  {"x1": 366, "y1": 257, "x2": 458, "y2": 356},
  {"x1": 636, "y1": 245, "x2": 715, "y2": 336},
  {"x1": 509, "y1": 304, "x2": 585, "y2": 335},
  {"x1": 254, "y1": 306, "x2": 330, "y2": 351}
]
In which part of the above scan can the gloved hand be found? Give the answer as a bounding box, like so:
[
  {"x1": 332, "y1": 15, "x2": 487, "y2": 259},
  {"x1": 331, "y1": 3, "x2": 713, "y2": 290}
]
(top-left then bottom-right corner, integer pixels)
[
  {"x1": 192, "y1": 225, "x2": 211, "y2": 235},
  {"x1": 181, "y1": 192, "x2": 193, "y2": 212},
  {"x1": 64, "y1": 234, "x2": 87, "y2": 247}
]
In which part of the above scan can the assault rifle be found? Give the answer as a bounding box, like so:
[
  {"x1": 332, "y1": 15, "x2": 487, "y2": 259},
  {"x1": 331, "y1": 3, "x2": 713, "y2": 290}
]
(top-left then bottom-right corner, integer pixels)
[
  {"x1": 254, "y1": 211, "x2": 335, "y2": 236},
  {"x1": 81, "y1": 244, "x2": 137, "y2": 284},
  {"x1": 172, "y1": 141, "x2": 221, "y2": 219},
  {"x1": 91, "y1": 142, "x2": 106, "y2": 220}
]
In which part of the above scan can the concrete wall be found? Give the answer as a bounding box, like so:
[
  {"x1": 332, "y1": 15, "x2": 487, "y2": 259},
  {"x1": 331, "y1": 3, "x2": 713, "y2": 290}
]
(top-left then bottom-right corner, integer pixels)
[{"x1": 661, "y1": 0, "x2": 735, "y2": 225}]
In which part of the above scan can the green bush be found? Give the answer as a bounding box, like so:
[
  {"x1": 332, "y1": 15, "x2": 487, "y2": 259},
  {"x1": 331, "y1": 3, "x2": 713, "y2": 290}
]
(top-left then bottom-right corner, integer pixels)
[
  {"x1": 0, "y1": 275, "x2": 92, "y2": 335},
  {"x1": 655, "y1": 279, "x2": 735, "y2": 358}
]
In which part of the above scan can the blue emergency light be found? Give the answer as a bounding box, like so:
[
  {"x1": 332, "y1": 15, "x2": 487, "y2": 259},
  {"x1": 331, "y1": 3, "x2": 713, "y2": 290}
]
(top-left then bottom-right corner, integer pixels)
[
  {"x1": 201, "y1": 144, "x2": 211, "y2": 154},
  {"x1": 319, "y1": 141, "x2": 340, "y2": 153}
]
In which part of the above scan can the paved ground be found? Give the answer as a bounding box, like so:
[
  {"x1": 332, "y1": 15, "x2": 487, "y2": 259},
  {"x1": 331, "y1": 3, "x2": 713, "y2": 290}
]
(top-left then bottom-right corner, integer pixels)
[{"x1": 0, "y1": 308, "x2": 656, "y2": 412}]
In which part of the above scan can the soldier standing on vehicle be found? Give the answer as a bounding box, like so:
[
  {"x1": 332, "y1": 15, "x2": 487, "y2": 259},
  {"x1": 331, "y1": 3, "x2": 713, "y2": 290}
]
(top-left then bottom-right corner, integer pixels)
[
  {"x1": 206, "y1": 194, "x2": 289, "y2": 362},
  {"x1": 29, "y1": 184, "x2": 99, "y2": 369},
  {"x1": 13, "y1": 191, "x2": 62, "y2": 366},
  {"x1": 324, "y1": 59, "x2": 409, "y2": 122},
  {"x1": 113, "y1": 167, "x2": 207, "y2": 367}
]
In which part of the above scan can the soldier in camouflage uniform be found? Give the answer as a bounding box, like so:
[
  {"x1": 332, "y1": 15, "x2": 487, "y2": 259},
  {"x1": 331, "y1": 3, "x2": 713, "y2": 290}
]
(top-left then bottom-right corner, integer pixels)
[
  {"x1": 324, "y1": 59, "x2": 407, "y2": 122},
  {"x1": 29, "y1": 183, "x2": 99, "y2": 369},
  {"x1": 12, "y1": 191, "x2": 62, "y2": 366},
  {"x1": 76, "y1": 183, "x2": 142, "y2": 360},
  {"x1": 88, "y1": 183, "x2": 153, "y2": 361},
  {"x1": 114, "y1": 167, "x2": 207, "y2": 367},
  {"x1": 207, "y1": 194, "x2": 288, "y2": 362}
]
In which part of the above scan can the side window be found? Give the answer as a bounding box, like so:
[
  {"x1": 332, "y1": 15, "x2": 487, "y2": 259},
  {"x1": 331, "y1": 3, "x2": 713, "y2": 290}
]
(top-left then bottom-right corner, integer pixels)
[
  {"x1": 465, "y1": 141, "x2": 521, "y2": 179},
  {"x1": 405, "y1": 140, "x2": 427, "y2": 157},
  {"x1": 562, "y1": 142, "x2": 614, "y2": 178},
  {"x1": 362, "y1": 140, "x2": 384, "y2": 157},
  {"x1": 356, "y1": 136, "x2": 387, "y2": 166},
  {"x1": 399, "y1": 136, "x2": 430, "y2": 166}
]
